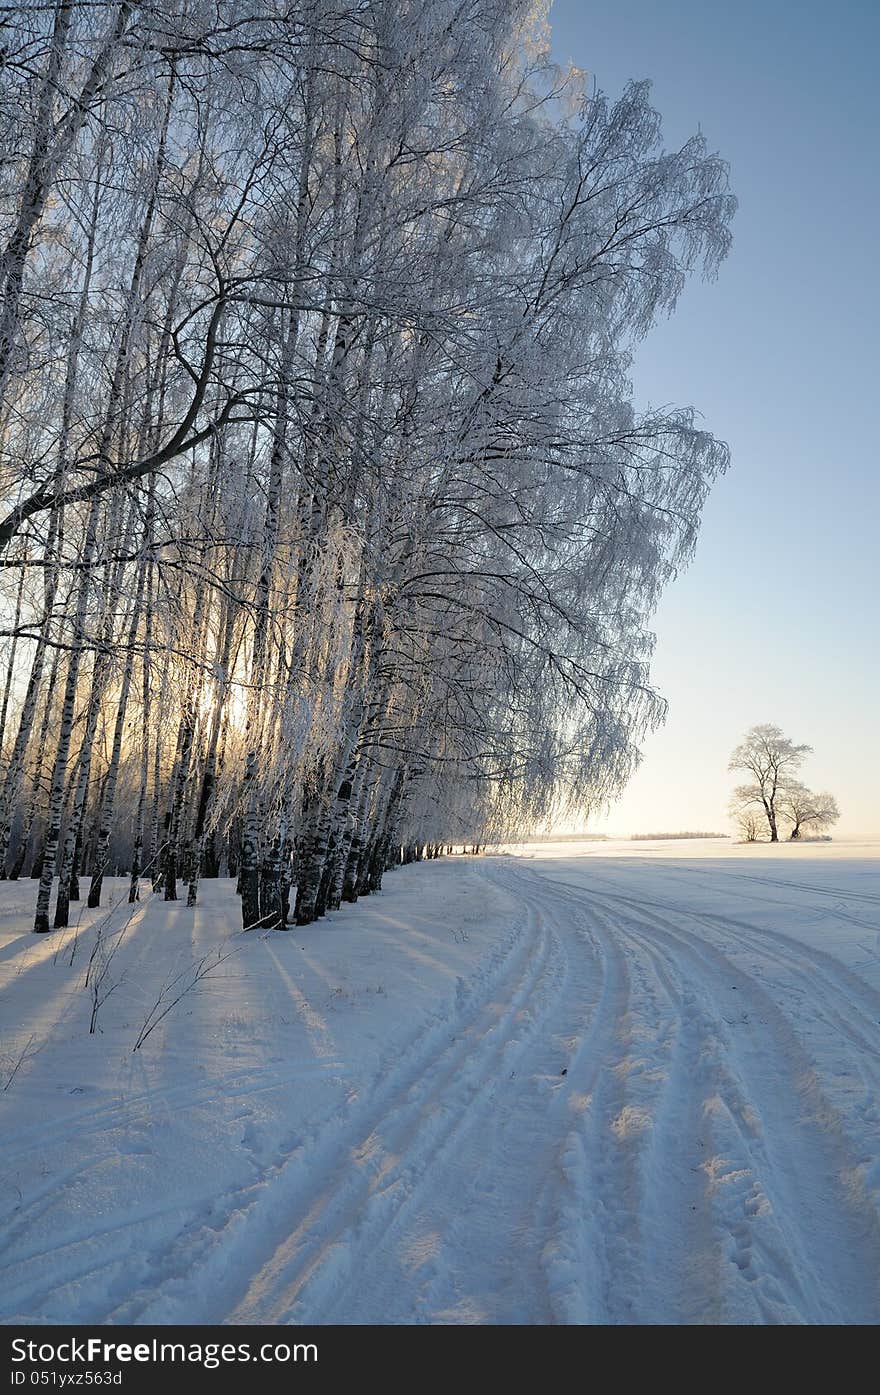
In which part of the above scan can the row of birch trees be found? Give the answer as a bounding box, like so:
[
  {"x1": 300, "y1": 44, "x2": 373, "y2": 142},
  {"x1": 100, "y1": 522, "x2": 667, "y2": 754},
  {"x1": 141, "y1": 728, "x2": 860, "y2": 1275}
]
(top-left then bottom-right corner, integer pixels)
[{"x1": 0, "y1": 0, "x2": 734, "y2": 931}]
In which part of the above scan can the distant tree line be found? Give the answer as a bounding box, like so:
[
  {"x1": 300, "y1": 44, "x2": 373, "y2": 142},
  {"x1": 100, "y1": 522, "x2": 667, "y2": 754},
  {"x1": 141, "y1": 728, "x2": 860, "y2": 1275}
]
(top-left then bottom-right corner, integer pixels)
[{"x1": 629, "y1": 830, "x2": 728, "y2": 841}]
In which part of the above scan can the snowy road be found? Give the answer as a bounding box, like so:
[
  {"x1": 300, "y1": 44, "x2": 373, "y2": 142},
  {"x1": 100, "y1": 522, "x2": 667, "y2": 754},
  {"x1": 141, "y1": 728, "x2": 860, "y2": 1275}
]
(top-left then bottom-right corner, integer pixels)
[
  {"x1": 224, "y1": 856, "x2": 880, "y2": 1326},
  {"x1": 2, "y1": 846, "x2": 879, "y2": 1324}
]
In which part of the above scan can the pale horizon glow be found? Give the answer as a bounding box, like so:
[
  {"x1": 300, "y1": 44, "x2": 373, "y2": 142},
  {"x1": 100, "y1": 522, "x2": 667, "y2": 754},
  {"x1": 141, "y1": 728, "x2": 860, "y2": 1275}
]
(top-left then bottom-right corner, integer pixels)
[
  {"x1": 501, "y1": 835, "x2": 880, "y2": 856},
  {"x1": 548, "y1": 0, "x2": 879, "y2": 839}
]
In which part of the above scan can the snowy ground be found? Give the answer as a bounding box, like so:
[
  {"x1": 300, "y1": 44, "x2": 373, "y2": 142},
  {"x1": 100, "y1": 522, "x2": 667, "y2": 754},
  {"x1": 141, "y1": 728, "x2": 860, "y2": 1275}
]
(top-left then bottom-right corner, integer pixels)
[{"x1": 2, "y1": 840, "x2": 879, "y2": 1325}]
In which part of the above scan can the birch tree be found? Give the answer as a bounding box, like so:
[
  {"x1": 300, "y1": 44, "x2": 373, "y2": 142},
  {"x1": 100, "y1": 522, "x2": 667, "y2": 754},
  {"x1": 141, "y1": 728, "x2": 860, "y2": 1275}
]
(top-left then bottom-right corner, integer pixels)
[{"x1": 0, "y1": 0, "x2": 736, "y2": 932}]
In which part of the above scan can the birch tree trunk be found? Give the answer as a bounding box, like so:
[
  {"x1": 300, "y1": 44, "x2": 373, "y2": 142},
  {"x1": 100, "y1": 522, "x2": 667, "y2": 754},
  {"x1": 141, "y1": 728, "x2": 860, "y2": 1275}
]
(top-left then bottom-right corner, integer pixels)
[
  {"x1": 87, "y1": 495, "x2": 152, "y2": 907},
  {"x1": 53, "y1": 502, "x2": 135, "y2": 927},
  {"x1": 0, "y1": 562, "x2": 26, "y2": 756},
  {"x1": 0, "y1": 160, "x2": 99, "y2": 870},
  {"x1": 128, "y1": 559, "x2": 155, "y2": 903},
  {"x1": 186, "y1": 586, "x2": 237, "y2": 908},
  {"x1": 33, "y1": 495, "x2": 100, "y2": 932}
]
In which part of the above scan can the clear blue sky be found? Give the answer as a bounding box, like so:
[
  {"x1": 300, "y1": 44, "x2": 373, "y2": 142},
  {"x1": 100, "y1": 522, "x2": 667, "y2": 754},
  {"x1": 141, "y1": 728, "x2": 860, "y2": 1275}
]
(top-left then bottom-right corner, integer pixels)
[{"x1": 548, "y1": 0, "x2": 880, "y2": 837}]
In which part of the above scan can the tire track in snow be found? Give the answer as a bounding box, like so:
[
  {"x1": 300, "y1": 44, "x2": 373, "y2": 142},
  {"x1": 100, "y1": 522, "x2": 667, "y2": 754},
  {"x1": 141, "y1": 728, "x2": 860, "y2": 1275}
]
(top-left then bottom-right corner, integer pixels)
[
  {"x1": 520, "y1": 863, "x2": 880, "y2": 1323},
  {"x1": 309, "y1": 860, "x2": 680, "y2": 1325},
  {"x1": 693, "y1": 867, "x2": 880, "y2": 908},
  {"x1": 100, "y1": 903, "x2": 559, "y2": 1323},
  {"x1": 251, "y1": 915, "x2": 569, "y2": 1328},
  {"x1": 304, "y1": 867, "x2": 612, "y2": 1324},
  {"x1": 559, "y1": 872, "x2": 880, "y2": 1105},
  {"x1": 504, "y1": 869, "x2": 721, "y2": 1324},
  {"x1": 623, "y1": 913, "x2": 880, "y2": 1323}
]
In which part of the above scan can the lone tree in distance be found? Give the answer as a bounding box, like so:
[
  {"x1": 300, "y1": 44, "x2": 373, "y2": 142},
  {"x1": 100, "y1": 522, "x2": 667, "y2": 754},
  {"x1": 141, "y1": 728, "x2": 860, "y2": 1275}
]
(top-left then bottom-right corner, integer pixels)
[{"x1": 728, "y1": 724, "x2": 811, "y2": 843}]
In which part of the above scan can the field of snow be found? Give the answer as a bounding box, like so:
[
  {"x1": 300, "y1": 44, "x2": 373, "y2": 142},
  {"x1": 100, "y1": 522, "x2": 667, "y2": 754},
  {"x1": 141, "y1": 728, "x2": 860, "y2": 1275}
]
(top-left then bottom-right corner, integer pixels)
[{"x1": 2, "y1": 840, "x2": 879, "y2": 1325}]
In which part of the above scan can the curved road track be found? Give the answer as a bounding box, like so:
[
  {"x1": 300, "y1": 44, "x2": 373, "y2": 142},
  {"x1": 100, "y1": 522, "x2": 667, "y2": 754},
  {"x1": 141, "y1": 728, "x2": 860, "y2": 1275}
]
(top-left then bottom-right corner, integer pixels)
[
  {"x1": 176, "y1": 858, "x2": 880, "y2": 1324},
  {"x1": 3, "y1": 857, "x2": 879, "y2": 1324}
]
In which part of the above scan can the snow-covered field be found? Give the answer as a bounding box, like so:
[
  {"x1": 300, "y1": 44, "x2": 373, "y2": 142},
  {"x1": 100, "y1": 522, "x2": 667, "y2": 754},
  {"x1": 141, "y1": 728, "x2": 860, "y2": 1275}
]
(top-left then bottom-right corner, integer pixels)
[{"x1": 2, "y1": 840, "x2": 879, "y2": 1325}]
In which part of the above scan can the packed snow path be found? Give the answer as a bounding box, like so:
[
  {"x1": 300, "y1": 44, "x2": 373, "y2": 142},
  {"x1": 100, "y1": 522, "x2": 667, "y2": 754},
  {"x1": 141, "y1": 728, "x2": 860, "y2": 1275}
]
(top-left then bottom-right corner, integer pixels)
[{"x1": 2, "y1": 846, "x2": 879, "y2": 1325}]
